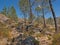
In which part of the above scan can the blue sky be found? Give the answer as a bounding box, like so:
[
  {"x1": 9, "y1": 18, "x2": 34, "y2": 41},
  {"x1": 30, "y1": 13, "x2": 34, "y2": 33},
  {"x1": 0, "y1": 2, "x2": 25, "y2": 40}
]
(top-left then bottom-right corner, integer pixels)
[{"x1": 0, "y1": 0, "x2": 60, "y2": 18}]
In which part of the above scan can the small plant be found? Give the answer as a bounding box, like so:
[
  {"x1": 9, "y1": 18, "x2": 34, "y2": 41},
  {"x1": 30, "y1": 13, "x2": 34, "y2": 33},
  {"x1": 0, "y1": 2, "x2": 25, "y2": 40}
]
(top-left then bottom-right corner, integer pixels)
[
  {"x1": 0, "y1": 28, "x2": 12, "y2": 38},
  {"x1": 48, "y1": 35, "x2": 51, "y2": 40},
  {"x1": 32, "y1": 39, "x2": 39, "y2": 45}
]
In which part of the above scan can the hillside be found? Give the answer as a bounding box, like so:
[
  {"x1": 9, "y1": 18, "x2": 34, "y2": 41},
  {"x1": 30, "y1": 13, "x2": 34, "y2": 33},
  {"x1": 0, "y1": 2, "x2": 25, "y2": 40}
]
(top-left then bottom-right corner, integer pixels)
[{"x1": 0, "y1": 14, "x2": 60, "y2": 45}]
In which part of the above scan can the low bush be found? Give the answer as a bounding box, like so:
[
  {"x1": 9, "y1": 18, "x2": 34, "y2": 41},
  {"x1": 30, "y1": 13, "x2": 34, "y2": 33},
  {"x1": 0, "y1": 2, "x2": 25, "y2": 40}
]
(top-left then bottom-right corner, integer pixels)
[{"x1": 52, "y1": 33, "x2": 60, "y2": 45}]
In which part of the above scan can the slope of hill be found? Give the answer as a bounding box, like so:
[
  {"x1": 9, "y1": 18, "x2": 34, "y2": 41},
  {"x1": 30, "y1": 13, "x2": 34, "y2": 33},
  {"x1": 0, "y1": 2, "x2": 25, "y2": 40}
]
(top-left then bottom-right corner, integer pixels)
[
  {"x1": 0, "y1": 14, "x2": 19, "y2": 45},
  {"x1": 0, "y1": 14, "x2": 60, "y2": 45}
]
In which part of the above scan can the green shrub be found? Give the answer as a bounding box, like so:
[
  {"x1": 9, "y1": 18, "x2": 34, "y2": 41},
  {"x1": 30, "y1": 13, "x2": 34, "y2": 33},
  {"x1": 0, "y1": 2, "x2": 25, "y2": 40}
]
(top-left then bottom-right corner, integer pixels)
[
  {"x1": 52, "y1": 33, "x2": 60, "y2": 45},
  {"x1": 0, "y1": 28, "x2": 12, "y2": 38},
  {"x1": 33, "y1": 39, "x2": 39, "y2": 45}
]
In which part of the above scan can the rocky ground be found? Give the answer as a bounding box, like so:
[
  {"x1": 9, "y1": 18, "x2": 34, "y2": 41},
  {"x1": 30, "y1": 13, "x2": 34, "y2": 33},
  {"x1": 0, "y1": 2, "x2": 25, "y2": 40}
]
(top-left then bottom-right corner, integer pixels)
[{"x1": 0, "y1": 14, "x2": 60, "y2": 45}]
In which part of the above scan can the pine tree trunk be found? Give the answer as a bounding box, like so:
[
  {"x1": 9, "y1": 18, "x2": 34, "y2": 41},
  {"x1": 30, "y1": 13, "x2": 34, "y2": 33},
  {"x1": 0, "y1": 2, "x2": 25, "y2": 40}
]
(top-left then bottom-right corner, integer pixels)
[
  {"x1": 49, "y1": 0, "x2": 58, "y2": 33},
  {"x1": 42, "y1": 9, "x2": 46, "y2": 28},
  {"x1": 41, "y1": 1, "x2": 46, "y2": 28},
  {"x1": 28, "y1": 0, "x2": 33, "y2": 24},
  {"x1": 24, "y1": 13, "x2": 26, "y2": 26}
]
